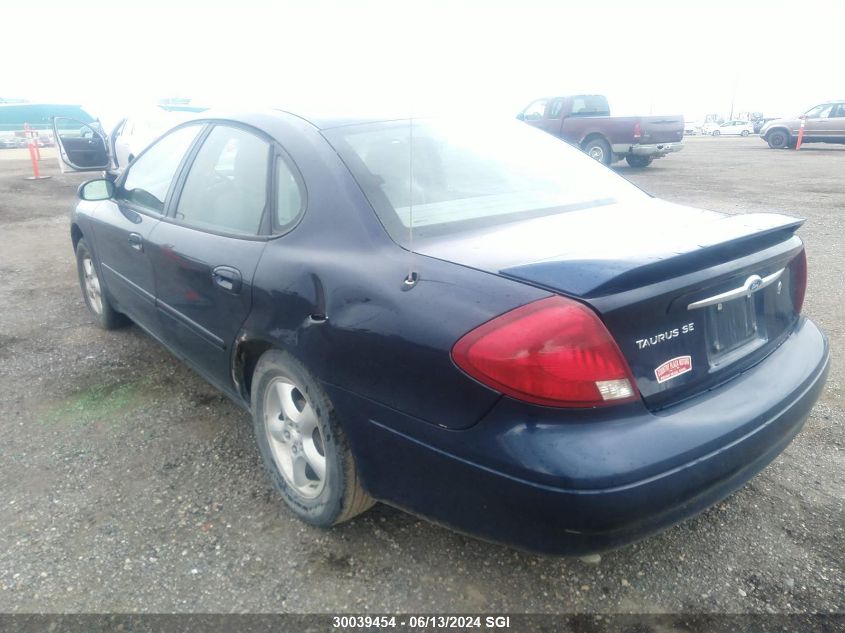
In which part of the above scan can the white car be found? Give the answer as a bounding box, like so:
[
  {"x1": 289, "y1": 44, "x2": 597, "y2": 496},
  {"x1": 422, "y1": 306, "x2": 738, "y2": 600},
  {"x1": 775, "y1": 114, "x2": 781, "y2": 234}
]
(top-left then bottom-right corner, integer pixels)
[
  {"x1": 711, "y1": 120, "x2": 755, "y2": 137},
  {"x1": 110, "y1": 106, "x2": 206, "y2": 169}
]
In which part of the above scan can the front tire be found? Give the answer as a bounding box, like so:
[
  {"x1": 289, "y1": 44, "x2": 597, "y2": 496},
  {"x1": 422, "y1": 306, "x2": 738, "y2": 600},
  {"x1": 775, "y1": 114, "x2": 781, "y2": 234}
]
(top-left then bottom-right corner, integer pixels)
[
  {"x1": 252, "y1": 350, "x2": 374, "y2": 527},
  {"x1": 625, "y1": 155, "x2": 653, "y2": 168},
  {"x1": 767, "y1": 129, "x2": 790, "y2": 149},
  {"x1": 583, "y1": 137, "x2": 612, "y2": 165},
  {"x1": 741, "y1": 130, "x2": 750, "y2": 137},
  {"x1": 712, "y1": 130, "x2": 721, "y2": 137},
  {"x1": 75, "y1": 238, "x2": 126, "y2": 330}
]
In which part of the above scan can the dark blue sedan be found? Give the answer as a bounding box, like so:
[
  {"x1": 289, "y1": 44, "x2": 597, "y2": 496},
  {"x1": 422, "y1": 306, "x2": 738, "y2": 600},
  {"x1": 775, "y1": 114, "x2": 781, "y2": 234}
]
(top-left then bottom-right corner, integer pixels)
[{"x1": 55, "y1": 110, "x2": 829, "y2": 555}]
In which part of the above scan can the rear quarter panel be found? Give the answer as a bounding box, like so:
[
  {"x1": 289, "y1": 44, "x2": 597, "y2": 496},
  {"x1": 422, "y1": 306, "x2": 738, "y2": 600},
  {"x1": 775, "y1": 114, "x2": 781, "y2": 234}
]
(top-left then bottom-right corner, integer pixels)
[
  {"x1": 560, "y1": 115, "x2": 684, "y2": 147},
  {"x1": 561, "y1": 116, "x2": 639, "y2": 146},
  {"x1": 240, "y1": 114, "x2": 548, "y2": 430}
]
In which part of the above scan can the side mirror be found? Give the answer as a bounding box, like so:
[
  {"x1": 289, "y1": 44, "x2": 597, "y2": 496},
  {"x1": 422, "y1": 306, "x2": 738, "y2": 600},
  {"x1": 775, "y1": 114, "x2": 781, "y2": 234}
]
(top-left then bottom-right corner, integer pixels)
[
  {"x1": 78, "y1": 178, "x2": 114, "y2": 201},
  {"x1": 516, "y1": 112, "x2": 525, "y2": 121},
  {"x1": 799, "y1": 114, "x2": 807, "y2": 120}
]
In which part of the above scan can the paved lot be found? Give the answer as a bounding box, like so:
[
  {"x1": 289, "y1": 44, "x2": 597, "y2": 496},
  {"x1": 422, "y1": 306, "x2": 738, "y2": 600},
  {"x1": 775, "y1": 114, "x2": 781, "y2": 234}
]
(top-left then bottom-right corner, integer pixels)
[{"x1": 0, "y1": 138, "x2": 842, "y2": 614}]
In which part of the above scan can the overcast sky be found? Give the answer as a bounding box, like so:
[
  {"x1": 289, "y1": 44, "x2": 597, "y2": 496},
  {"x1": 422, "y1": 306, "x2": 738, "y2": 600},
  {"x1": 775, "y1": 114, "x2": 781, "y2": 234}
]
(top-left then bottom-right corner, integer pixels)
[{"x1": 2, "y1": 0, "x2": 842, "y2": 125}]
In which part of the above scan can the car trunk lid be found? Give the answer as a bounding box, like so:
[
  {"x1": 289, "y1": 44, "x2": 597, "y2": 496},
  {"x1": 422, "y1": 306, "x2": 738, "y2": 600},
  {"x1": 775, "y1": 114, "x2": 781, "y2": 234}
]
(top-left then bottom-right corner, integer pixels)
[{"x1": 415, "y1": 199, "x2": 805, "y2": 409}]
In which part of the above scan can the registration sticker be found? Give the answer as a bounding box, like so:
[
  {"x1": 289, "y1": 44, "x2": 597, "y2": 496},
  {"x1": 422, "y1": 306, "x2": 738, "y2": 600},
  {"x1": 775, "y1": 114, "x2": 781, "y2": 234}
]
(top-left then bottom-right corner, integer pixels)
[{"x1": 655, "y1": 356, "x2": 692, "y2": 384}]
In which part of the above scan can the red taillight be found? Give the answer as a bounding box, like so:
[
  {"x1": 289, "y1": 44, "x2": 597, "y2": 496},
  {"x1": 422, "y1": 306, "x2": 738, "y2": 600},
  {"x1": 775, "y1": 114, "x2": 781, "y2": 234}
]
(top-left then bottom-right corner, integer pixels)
[
  {"x1": 791, "y1": 248, "x2": 807, "y2": 314},
  {"x1": 451, "y1": 296, "x2": 639, "y2": 408},
  {"x1": 633, "y1": 121, "x2": 642, "y2": 140}
]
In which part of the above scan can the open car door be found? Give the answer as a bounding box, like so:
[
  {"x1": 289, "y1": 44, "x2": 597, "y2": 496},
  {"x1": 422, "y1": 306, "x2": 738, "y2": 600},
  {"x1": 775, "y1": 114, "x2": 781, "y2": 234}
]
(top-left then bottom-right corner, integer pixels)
[{"x1": 52, "y1": 117, "x2": 112, "y2": 172}]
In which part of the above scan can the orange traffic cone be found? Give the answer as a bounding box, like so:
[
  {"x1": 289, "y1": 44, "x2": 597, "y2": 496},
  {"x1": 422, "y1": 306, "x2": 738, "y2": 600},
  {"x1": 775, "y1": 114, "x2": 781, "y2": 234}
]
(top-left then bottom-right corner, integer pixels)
[{"x1": 795, "y1": 118, "x2": 806, "y2": 150}]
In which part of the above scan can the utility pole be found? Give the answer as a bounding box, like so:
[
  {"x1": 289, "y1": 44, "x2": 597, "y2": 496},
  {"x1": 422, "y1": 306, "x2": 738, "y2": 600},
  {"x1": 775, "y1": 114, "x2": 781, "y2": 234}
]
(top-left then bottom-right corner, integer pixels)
[{"x1": 729, "y1": 79, "x2": 736, "y2": 120}]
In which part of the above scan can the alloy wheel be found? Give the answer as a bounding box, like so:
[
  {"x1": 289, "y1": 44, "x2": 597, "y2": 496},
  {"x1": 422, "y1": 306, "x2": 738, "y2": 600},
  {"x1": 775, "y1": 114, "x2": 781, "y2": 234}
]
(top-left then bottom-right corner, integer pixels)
[
  {"x1": 81, "y1": 254, "x2": 103, "y2": 315},
  {"x1": 264, "y1": 377, "x2": 327, "y2": 499}
]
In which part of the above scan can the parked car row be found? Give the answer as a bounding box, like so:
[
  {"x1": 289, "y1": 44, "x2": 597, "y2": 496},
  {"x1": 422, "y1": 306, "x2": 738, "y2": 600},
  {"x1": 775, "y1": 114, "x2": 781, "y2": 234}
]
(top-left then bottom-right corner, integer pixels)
[
  {"x1": 680, "y1": 101, "x2": 845, "y2": 149},
  {"x1": 0, "y1": 134, "x2": 54, "y2": 149}
]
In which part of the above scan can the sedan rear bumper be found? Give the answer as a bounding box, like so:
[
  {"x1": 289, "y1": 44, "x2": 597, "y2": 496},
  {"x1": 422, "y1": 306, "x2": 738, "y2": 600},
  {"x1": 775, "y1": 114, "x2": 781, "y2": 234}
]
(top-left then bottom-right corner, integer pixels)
[
  {"x1": 329, "y1": 317, "x2": 829, "y2": 555},
  {"x1": 612, "y1": 142, "x2": 684, "y2": 158}
]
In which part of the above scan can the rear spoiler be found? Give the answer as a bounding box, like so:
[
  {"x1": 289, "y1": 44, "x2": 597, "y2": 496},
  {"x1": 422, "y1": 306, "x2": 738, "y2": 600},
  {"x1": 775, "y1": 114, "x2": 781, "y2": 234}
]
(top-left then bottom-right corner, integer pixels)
[{"x1": 501, "y1": 213, "x2": 804, "y2": 298}]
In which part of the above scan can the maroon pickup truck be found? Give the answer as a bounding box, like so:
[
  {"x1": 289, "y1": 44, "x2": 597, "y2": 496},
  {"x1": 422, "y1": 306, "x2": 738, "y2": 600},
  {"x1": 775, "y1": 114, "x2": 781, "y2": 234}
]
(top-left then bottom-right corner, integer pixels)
[{"x1": 518, "y1": 94, "x2": 684, "y2": 168}]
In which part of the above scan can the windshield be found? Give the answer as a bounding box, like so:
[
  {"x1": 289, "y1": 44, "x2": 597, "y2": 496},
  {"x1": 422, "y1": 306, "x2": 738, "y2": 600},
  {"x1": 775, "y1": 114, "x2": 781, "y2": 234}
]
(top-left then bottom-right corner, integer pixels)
[
  {"x1": 324, "y1": 118, "x2": 647, "y2": 244},
  {"x1": 804, "y1": 103, "x2": 833, "y2": 119}
]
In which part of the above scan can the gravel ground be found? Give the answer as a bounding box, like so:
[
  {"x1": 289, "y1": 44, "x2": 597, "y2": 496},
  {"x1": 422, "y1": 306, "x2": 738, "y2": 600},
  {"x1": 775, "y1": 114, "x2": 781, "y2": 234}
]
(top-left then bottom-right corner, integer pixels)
[{"x1": 0, "y1": 139, "x2": 842, "y2": 615}]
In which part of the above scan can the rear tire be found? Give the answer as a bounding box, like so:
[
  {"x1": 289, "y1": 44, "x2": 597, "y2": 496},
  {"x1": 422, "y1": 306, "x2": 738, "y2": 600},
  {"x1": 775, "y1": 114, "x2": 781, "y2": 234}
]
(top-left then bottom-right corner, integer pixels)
[
  {"x1": 583, "y1": 137, "x2": 612, "y2": 165},
  {"x1": 252, "y1": 350, "x2": 375, "y2": 527},
  {"x1": 741, "y1": 130, "x2": 749, "y2": 137},
  {"x1": 767, "y1": 129, "x2": 790, "y2": 149},
  {"x1": 75, "y1": 239, "x2": 126, "y2": 330},
  {"x1": 625, "y1": 155, "x2": 653, "y2": 168}
]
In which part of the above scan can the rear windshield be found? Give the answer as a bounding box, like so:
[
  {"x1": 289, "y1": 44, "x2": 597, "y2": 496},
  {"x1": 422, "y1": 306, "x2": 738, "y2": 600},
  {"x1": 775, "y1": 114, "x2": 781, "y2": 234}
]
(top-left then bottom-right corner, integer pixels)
[{"x1": 323, "y1": 118, "x2": 646, "y2": 243}]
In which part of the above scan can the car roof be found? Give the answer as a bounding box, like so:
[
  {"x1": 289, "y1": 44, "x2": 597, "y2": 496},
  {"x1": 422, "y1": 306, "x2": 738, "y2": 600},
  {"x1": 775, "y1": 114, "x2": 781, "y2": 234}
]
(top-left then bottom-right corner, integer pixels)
[
  {"x1": 172, "y1": 108, "x2": 414, "y2": 140},
  {"x1": 271, "y1": 108, "x2": 411, "y2": 130}
]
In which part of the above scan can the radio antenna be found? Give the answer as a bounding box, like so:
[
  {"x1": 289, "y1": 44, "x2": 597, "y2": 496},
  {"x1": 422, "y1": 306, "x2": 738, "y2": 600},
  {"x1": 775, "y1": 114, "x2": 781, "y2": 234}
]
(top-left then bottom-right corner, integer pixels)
[{"x1": 403, "y1": 114, "x2": 418, "y2": 289}]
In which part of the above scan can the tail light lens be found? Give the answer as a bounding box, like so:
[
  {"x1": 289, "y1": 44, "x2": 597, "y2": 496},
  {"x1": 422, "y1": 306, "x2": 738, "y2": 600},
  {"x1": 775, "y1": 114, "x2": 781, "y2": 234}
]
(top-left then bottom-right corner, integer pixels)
[
  {"x1": 633, "y1": 121, "x2": 642, "y2": 140},
  {"x1": 791, "y1": 248, "x2": 807, "y2": 314},
  {"x1": 451, "y1": 296, "x2": 639, "y2": 408}
]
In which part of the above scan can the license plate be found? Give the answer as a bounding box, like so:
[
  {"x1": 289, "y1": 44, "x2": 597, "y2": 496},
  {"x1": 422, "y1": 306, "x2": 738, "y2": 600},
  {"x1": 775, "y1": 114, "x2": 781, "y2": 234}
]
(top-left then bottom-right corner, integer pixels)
[{"x1": 705, "y1": 296, "x2": 767, "y2": 365}]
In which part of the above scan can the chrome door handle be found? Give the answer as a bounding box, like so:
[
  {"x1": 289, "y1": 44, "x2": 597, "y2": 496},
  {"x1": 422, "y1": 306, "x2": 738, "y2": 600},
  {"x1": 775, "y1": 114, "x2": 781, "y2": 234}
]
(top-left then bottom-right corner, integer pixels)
[
  {"x1": 128, "y1": 233, "x2": 143, "y2": 251},
  {"x1": 211, "y1": 265, "x2": 242, "y2": 294}
]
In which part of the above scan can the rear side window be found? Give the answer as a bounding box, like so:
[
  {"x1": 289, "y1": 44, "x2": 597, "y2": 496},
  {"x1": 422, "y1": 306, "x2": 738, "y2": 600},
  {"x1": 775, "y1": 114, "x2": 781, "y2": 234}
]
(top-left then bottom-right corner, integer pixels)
[
  {"x1": 175, "y1": 126, "x2": 270, "y2": 235},
  {"x1": 275, "y1": 157, "x2": 304, "y2": 230},
  {"x1": 118, "y1": 124, "x2": 202, "y2": 213},
  {"x1": 570, "y1": 95, "x2": 610, "y2": 117}
]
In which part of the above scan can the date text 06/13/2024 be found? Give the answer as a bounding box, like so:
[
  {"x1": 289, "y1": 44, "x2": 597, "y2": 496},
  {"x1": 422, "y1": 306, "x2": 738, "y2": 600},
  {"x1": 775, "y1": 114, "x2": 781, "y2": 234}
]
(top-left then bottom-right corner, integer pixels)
[{"x1": 331, "y1": 615, "x2": 512, "y2": 629}]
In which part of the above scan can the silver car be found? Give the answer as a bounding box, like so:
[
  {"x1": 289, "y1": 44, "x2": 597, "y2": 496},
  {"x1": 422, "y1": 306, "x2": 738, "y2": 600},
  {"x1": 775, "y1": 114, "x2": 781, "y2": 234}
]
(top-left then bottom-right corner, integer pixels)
[{"x1": 760, "y1": 101, "x2": 845, "y2": 149}]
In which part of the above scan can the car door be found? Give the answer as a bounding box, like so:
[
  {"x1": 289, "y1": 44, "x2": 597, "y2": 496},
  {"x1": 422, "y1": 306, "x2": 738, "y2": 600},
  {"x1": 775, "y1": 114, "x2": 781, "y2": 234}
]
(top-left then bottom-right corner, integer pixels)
[
  {"x1": 803, "y1": 103, "x2": 834, "y2": 140},
  {"x1": 113, "y1": 117, "x2": 134, "y2": 169},
  {"x1": 108, "y1": 117, "x2": 127, "y2": 167},
  {"x1": 520, "y1": 99, "x2": 548, "y2": 130},
  {"x1": 539, "y1": 98, "x2": 565, "y2": 135},
  {"x1": 829, "y1": 104, "x2": 845, "y2": 139},
  {"x1": 146, "y1": 123, "x2": 273, "y2": 393},
  {"x1": 52, "y1": 117, "x2": 112, "y2": 171},
  {"x1": 88, "y1": 124, "x2": 205, "y2": 331}
]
